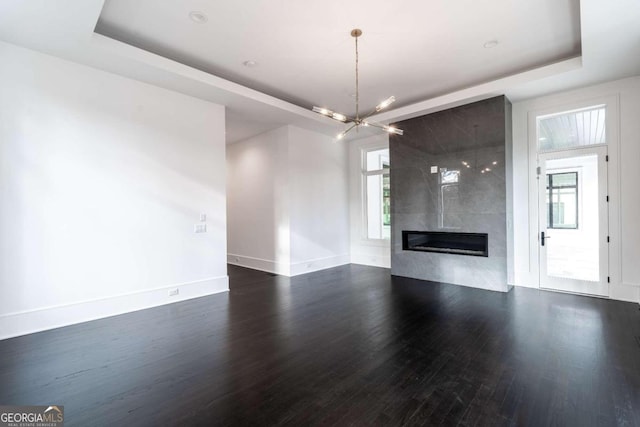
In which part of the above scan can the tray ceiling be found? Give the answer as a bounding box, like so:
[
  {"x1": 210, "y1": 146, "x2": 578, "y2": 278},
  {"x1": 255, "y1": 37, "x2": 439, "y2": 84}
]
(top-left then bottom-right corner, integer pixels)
[{"x1": 95, "y1": 0, "x2": 581, "y2": 118}]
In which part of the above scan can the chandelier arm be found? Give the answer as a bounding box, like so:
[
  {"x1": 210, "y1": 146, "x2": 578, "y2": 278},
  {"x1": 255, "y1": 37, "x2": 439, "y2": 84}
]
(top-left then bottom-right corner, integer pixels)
[
  {"x1": 311, "y1": 106, "x2": 356, "y2": 123},
  {"x1": 329, "y1": 116, "x2": 356, "y2": 124},
  {"x1": 332, "y1": 115, "x2": 356, "y2": 123},
  {"x1": 365, "y1": 121, "x2": 404, "y2": 135},
  {"x1": 342, "y1": 122, "x2": 359, "y2": 136},
  {"x1": 363, "y1": 122, "x2": 387, "y2": 131},
  {"x1": 358, "y1": 96, "x2": 398, "y2": 121},
  {"x1": 358, "y1": 108, "x2": 382, "y2": 122}
]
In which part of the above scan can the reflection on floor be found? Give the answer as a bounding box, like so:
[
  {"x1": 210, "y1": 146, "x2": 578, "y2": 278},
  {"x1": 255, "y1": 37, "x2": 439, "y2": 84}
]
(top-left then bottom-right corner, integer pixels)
[{"x1": 0, "y1": 264, "x2": 639, "y2": 425}]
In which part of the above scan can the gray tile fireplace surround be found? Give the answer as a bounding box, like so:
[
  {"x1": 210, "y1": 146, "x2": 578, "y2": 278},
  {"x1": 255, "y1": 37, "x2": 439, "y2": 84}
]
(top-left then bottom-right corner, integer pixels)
[{"x1": 390, "y1": 96, "x2": 513, "y2": 292}]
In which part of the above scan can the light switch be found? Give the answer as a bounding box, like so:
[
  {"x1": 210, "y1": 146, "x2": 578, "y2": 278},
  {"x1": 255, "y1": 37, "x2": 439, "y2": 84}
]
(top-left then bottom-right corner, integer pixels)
[
  {"x1": 200, "y1": 213, "x2": 207, "y2": 222},
  {"x1": 194, "y1": 224, "x2": 207, "y2": 233}
]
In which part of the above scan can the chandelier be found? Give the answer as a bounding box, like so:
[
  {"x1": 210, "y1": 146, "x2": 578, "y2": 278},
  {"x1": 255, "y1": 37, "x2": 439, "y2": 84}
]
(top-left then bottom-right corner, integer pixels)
[{"x1": 311, "y1": 29, "x2": 403, "y2": 140}]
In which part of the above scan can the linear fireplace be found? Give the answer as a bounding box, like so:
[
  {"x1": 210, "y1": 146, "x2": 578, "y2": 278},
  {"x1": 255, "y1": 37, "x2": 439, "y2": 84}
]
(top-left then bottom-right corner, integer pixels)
[{"x1": 402, "y1": 231, "x2": 488, "y2": 257}]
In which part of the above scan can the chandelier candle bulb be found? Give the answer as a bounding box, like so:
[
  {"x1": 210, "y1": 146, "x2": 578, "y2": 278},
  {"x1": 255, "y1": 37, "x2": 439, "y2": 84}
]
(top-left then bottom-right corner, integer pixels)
[
  {"x1": 376, "y1": 96, "x2": 396, "y2": 112},
  {"x1": 312, "y1": 106, "x2": 331, "y2": 116},
  {"x1": 384, "y1": 125, "x2": 403, "y2": 135},
  {"x1": 332, "y1": 112, "x2": 347, "y2": 122}
]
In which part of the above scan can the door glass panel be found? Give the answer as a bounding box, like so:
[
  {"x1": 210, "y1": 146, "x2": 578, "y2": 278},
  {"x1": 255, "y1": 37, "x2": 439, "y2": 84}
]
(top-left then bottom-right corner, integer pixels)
[
  {"x1": 546, "y1": 172, "x2": 578, "y2": 229},
  {"x1": 544, "y1": 154, "x2": 599, "y2": 282}
]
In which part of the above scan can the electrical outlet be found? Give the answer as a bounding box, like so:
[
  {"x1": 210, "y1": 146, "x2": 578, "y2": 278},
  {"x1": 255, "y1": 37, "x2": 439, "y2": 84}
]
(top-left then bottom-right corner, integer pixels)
[
  {"x1": 430, "y1": 166, "x2": 438, "y2": 173},
  {"x1": 200, "y1": 213, "x2": 207, "y2": 222},
  {"x1": 168, "y1": 288, "x2": 179, "y2": 297},
  {"x1": 194, "y1": 224, "x2": 207, "y2": 233}
]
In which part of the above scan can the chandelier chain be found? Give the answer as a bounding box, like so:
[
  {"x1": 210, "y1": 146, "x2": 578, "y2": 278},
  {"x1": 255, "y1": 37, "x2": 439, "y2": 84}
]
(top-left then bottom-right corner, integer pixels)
[{"x1": 355, "y1": 35, "x2": 359, "y2": 121}]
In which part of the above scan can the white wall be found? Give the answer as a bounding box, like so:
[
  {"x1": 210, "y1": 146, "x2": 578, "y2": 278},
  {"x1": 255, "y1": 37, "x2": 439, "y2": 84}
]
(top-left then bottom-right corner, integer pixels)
[
  {"x1": 0, "y1": 41, "x2": 228, "y2": 339},
  {"x1": 226, "y1": 125, "x2": 350, "y2": 276},
  {"x1": 288, "y1": 126, "x2": 350, "y2": 275},
  {"x1": 226, "y1": 127, "x2": 291, "y2": 275},
  {"x1": 512, "y1": 76, "x2": 640, "y2": 303},
  {"x1": 349, "y1": 134, "x2": 391, "y2": 268}
]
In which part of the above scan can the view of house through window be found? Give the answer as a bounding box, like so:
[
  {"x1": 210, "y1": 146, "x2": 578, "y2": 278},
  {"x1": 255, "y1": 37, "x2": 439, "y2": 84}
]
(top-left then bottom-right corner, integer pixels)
[
  {"x1": 364, "y1": 148, "x2": 390, "y2": 239},
  {"x1": 546, "y1": 172, "x2": 578, "y2": 229}
]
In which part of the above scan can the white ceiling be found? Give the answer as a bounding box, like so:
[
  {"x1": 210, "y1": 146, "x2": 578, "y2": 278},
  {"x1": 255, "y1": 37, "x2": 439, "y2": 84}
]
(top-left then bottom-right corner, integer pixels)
[
  {"x1": 95, "y1": 0, "x2": 581, "y2": 117},
  {"x1": 0, "y1": 0, "x2": 639, "y2": 144}
]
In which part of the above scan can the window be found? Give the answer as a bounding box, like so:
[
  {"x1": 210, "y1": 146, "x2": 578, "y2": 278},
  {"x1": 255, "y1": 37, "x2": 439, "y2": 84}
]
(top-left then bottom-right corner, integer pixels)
[
  {"x1": 364, "y1": 148, "x2": 390, "y2": 239},
  {"x1": 537, "y1": 105, "x2": 606, "y2": 152},
  {"x1": 546, "y1": 172, "x2": 578, "y2": 229}
]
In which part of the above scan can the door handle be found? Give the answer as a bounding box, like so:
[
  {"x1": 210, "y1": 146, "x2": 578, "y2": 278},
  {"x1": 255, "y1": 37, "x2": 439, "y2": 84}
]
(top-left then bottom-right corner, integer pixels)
[{"x1": 541, "y1": 231, "x2": 551, "y2": 246}]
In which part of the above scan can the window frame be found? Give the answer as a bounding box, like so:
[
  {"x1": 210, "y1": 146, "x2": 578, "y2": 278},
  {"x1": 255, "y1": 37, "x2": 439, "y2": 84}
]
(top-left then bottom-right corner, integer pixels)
[
  {"x1": 362, "y1": 147, "x2": 390, "y2": 241},
  {"x1": 546, "y1": 171, "x2": 579, "y2": 229}
]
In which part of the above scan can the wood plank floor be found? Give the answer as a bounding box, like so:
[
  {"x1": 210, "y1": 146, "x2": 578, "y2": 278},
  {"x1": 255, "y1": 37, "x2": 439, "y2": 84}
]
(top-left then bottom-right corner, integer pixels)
[{"x1": 1, "y1": 264, "x2": 639, "y2": 426}]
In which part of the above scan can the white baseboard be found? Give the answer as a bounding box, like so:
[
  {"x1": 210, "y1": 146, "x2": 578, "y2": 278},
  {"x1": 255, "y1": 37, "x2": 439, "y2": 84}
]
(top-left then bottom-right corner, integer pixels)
[
  {"x1": 511, "y1": 281, "x2": 538, "y2": 289},
  {"x1": 0, "y1": 276, "x2": 229, "y2": 340},
  {"x1": 350, "y1": 253, "x2": 391, "y2": 269},
  {"x1": 610, "y1": 283, "x2": 640, "y2": 303},
  {"x1": 512, "y1": 282, "x2": 639, "y2": 303},
  {"x1": 227, "y1": 254, "x2": 291, "y2": 276},
  {"x1": 227, "y1": 253, "x2": 351, "y2": 277},
  {"x1": 513, "y1": 269, "x2": 538, "y2": 288},
  {"x1": 289, "y1": 254, "x2": 351, "y2": 276}
]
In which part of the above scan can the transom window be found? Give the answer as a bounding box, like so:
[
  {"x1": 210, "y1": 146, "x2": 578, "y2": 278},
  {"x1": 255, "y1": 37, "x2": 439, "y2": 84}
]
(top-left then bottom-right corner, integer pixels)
[{"x1": 537, "y1": 105, "x2": 606, "y2": 152}]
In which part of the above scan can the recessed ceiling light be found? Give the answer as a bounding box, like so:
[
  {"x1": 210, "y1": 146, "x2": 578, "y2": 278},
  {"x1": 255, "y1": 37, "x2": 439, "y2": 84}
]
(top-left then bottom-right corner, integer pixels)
[
  {"x1": 483, "y1": 40, "x2": 499, "y2": 49},
  {"x1": 189, "y1": 11, "x2": 208, "y2": 24},
  {"x1": 243, "y1": 60, "x2": 258, "y2": 68}
]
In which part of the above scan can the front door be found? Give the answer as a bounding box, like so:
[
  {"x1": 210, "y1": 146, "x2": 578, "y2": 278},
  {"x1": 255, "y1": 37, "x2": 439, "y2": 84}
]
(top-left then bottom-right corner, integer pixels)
[{"x1": 538, "y1": 146, "x2": 609, "y2": 296}]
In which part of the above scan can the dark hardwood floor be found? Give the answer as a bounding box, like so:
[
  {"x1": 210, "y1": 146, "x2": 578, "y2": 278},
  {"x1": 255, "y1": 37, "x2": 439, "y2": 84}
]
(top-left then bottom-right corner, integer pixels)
[{"x1": 1, "y1": 264, "x2": 639, "y2": 426}]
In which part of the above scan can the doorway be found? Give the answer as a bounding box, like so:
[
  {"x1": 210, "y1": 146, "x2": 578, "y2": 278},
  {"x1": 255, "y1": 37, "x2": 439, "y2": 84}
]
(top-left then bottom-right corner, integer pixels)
[{"x1": 537, "y1": 146, "x2": 609, "y2": 296}]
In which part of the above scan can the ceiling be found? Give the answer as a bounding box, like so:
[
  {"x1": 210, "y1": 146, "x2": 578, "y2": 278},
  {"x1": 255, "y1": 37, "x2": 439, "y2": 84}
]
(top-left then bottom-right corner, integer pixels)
[
  {"x1": 95, "y1": 0, "x2": 581, "y2": 118},
  {"x1": 0, "y1": 1, "x2": 639, "y2": 144}
]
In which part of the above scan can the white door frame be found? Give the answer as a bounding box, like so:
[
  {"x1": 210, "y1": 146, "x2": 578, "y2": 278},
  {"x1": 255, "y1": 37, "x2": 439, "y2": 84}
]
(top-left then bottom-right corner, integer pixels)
[{"x1": 526, "y1": 94, "x2": 621, "y2": 297}]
